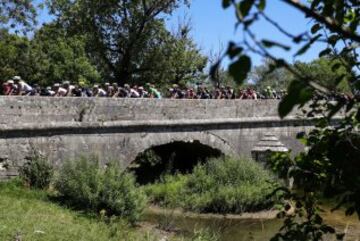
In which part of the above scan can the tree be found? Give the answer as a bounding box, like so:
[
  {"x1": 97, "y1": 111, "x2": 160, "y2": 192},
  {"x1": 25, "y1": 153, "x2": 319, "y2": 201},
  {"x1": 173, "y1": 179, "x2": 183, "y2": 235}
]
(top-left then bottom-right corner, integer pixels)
[
  {"x1": 0, "y1": 29, "x2": 32, "y2": 81},
  {"x1": 28, "y1": 24, "x2": 100, "y2": 86},
  {"x1": 219, "y1": 0, "x2": 359, "y2": 240},
  {"x1": 0, "y1": 0, "x2": 39, "y2": 32},
  {"x1": 249, "y1": 59, "x2": 293, "y2": 91},
  {"x1": 250, "y1": 57, "x2": 354, "y2": 93},
  {"x1": 164, "y1": 23, "x2": 207, "y2": 87},
  {"x1": 208, "y1": 43, "x2": 237, "y2": 88},
  {"x1": 130, "y1": 20, "x2": 207, "y2": 88},
  {"x1": 293, "y1": 57, "x2": 354, "y2": 94},
  {"x1": 0, "y1": 0, "x2": 207, "y2": 87},
  {"x1": 46, "y1": 0, "x2": 205, "y2": 86},
  {"x1": 0, "y1": 25, "x2": 100, "y2": 86}
]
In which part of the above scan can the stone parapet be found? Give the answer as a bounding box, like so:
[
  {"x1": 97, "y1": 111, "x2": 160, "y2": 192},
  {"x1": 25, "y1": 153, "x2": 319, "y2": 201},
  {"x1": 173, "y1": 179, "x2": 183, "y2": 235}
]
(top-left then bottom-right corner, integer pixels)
[
  {"x1": 0, "y1": 97, "x2": 326, "y2": 180},
  {"x1": 0, "y1": 97, "x2": 284, "y2": 124}
]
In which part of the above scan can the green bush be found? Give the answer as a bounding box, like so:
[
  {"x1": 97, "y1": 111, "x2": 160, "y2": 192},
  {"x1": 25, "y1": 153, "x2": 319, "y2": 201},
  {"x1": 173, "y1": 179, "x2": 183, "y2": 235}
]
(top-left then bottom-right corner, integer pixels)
[
  {"x1": 100, "y1": 162, "x2": 147, "y2": 223},
  {"x1": 145, "y1": 157, "x2": 280, "y2": 214},
  {"x1": 55, "y1": 158, "x2": 103, "y2": 210},
  {"x1": 55, "y1": 158, "x2": 146, "y2": 223},
  {"x1": 18, "y1": 155, "x2": 54, "y2": 189},
  {"x1": 143, "y1": 174, "x2": 188, "y2": 207}
]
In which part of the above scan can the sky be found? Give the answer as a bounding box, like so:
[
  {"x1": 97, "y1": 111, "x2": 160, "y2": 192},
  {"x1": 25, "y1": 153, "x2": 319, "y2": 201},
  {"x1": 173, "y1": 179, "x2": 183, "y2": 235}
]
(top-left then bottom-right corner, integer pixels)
[
  {"x1": 166, "y1": 0, "x2": 325, "y2": 67},
  {"x1": 36, "y1": 0, "x2": 324, "y2": 68}
]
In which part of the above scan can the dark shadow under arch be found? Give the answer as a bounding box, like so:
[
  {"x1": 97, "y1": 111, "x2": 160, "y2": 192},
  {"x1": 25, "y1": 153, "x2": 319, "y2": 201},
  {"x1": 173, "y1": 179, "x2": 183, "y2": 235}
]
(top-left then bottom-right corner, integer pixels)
[{"x1": 129, "y1": 140, "x2": 223, "y2": 185}]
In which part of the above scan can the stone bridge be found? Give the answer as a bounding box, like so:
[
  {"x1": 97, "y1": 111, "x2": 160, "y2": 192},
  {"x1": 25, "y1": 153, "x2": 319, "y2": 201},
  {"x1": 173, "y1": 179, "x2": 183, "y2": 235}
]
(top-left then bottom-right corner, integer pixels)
[{"x1": 0, "y1": 97, "x2": 314, "y2": 179}]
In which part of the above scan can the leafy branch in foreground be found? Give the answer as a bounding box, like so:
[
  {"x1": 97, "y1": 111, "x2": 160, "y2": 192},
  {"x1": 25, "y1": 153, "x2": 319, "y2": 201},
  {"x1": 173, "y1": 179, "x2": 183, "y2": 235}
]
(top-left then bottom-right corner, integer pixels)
[
  {"x1": 268, "y1": 103, "x2": 360, "y2": 240},
  {"x1": 220, "y1": 0, "x2": 359, "y2": 240}
]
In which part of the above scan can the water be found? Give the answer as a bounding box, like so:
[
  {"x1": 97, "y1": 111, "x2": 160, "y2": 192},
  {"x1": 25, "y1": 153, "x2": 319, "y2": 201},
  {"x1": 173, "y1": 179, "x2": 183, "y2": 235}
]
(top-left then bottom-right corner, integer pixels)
[{"x1": 144, "y1": 207, "x2": 360, "y2": 241}]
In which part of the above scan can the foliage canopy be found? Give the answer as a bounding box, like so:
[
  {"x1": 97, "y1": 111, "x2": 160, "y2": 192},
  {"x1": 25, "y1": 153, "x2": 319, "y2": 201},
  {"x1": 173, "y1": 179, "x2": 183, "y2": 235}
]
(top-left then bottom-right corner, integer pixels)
[
  {"x1": 46, "y1": 0, "x2": 206, "y2": 85},
  {"x1": 0, "y1": 0, "x2": 207, "y2": 87}
]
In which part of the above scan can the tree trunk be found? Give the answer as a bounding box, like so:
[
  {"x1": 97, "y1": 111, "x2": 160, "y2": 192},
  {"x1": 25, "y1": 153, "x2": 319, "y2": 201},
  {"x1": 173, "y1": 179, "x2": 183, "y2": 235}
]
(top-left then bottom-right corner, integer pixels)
[{"x1": 116, "y1": 48, "x2": 133, "y2": 86}]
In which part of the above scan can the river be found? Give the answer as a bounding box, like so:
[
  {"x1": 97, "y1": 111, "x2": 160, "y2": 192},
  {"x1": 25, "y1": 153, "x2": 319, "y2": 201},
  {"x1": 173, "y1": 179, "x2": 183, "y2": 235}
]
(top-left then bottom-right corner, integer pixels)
[{"x1": 144, "y1": 206, "x2": 360, "y2": 241}]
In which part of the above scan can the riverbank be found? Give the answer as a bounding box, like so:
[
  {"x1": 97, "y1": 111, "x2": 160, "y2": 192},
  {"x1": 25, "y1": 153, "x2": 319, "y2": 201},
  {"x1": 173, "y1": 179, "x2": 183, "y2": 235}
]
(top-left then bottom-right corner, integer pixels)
[
  {"x1": 0, "y1": 181, "x2": 217, "y2": 241},
  {"x1": 143, "y1": 205, "x2": 360, "y2": 241},
  {"x1": 1, "y1": 181, "x2": 359, "y2": 241},
  {"x1": 145, "y1": 205, "x2": 280, "y2": 220}
]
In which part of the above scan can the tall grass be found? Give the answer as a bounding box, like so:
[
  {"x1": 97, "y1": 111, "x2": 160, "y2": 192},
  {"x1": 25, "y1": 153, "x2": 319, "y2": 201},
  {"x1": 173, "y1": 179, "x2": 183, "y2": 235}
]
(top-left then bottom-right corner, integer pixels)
[
  {"x1": 0, "y1": 180, "x2": 220, "y2": 241},
  {"x1": 144, "y1": 156, "x2": 280, "y2": 214},
  {"x1": 19, "y1": 155, "x2": 53, "y2": 189},
  {"x1": 0, "y1": 180, "x2": 153, "y2": 241},
  {"x1": 55, "y1": 157, "x2": 147, "y2": 223}
]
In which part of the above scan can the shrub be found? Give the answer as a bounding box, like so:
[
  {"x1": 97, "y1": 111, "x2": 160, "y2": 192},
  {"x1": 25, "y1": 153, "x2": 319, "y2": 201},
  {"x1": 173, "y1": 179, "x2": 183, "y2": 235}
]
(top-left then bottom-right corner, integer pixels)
[
  {"x1": 55, "y1": 157, "x2": 103, "y2": 210},
  {"x1": 143, "y1": 174, "x2": 188, "y2": 207},
  {"x1": 100, "y1": 162, "x2": 147, "y2": 224},
  {"x1": 55, "y1": 158, "x2": 146, "y2": 223},
  {"x1": 19, "y1": 155, "x2": 54, "y2": 189},
  {"x1": 184, "y1": 157, "x2": 279, "y2": 213},
  {"x1": 145, "y1": 157, "x2": 280, "y2": 214}
]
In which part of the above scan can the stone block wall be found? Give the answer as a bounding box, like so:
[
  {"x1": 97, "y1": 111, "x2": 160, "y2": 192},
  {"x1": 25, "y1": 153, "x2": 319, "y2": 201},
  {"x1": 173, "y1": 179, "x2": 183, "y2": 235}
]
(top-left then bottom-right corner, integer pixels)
[{"x1": 0, "y1": 97, "x2": 310, "y2": 179}]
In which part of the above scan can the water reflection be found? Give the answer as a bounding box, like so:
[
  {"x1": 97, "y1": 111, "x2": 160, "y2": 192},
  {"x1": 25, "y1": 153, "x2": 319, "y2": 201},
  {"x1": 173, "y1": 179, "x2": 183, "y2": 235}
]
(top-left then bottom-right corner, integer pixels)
[{"x1": 144, "y1": 208, "x2": 360, "y2": 241}]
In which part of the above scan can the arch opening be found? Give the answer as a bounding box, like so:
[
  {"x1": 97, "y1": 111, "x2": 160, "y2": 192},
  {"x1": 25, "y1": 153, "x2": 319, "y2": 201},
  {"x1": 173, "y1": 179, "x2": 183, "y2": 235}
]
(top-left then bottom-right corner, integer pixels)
[{"x1": 129, "y1": 140, "x2": 223, "y2": 185}]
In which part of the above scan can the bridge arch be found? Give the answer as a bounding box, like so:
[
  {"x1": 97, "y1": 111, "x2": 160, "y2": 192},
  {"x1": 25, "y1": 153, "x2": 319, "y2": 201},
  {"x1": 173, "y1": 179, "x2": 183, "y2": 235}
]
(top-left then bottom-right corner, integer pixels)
[
  {"x1": 127, "y1": 132, "x2": 236, "y2": 184},
  {"x1": 126, "y1": 131, "x2": 237, "y2": 166}
]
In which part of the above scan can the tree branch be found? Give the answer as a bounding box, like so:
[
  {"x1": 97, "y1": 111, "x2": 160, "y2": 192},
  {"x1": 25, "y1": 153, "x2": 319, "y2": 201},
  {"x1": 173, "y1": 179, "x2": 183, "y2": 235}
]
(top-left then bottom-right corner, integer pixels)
[{"x1": 281, "y1": 0, "x2": 360, "y2": 43}]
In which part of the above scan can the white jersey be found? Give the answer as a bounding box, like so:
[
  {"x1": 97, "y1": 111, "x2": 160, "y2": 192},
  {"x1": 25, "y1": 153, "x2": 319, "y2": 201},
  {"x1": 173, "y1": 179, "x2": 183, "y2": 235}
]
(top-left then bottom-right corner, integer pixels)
[
  {"x1": 66, "y1": 85, "x2": 75, "y2": 96},
  {"x1": 19, "y1": 81, "x2": 33, "y2": 92},
  {"x1": 95, "y1": 88, "x2": 107, "y2": 97},
  {"x1": 56, "y1": 87, "x2": 67, "y2": 96},
  {"x1": 130, "y1": 89, "x2": 140, "y2": 98}
]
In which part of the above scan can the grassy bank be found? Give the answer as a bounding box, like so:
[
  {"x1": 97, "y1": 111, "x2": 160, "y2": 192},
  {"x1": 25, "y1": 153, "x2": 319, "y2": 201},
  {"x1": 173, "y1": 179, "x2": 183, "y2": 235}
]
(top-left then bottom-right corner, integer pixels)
[
  {"x1": 144, "y1": 157, "x2": 281, "y2": 214},
  {"x1": 0, "y1": 180, "x2": 150, "y2": 241},
  {"x1": 0, "y1": 180, "x2": 218, "y2": 241},
  {"x1": 0, "y1": 156, "x2": 281, "y2": 240}
]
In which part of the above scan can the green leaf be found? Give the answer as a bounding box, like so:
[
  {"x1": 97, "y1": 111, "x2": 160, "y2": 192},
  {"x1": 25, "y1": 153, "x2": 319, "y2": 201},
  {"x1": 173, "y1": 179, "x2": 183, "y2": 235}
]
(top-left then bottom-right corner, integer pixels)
[
  {"x1": 344, "y1": 8, "x2": 356, "y2": 23},
  {"x1": 311, "y1": 23, "x2": 321, "y2": 34},
  {"x1": 239, "y1": 0, "x2": 255, "y2": 19},
  {"x1": 265, "y1": 59, "x2": 286, "y2": 75},
  {"x1": 275, "y1": 59, "x2": 287, "y2": 67},
  {"x1": 298, "y1": 86, "x2": 314, "y2": 104},
  {"x1": 310, "y1": 0, "x2": 321, "y2": 10},
  {"x1": 278, "y1": 80, "x2": 313, "y2": 118},
  {"x1": 293, "y1": 33, "x2": 305, "y2": 43},
  {"x1": 331, "y1": 63, "x2": 341, "y2": 71},
  {"x1": 243, "y1": 17, "x2": 256, "y2": 28},
  {"x1": 257, "y1": 0, "x2": 266, "y2": 11},
  {"x1": 227, "y1": 42, "x2": 243, "y2": 59},
  {"x1": 328, "y1": 34, "x2": 339, "y2": 47},
  {"x1": 229, "y1": 55, "x2": 252, "y2": 85},
  {"x1": 319, "y1": 48, "x2": 331, "y2": 57},
  {"x1": 327, "y1": 100, "x2": 345, "y2": 119},
  {"x1": 294, "y1": 34, "x2": 321, "y2": 57},
  {"x1": 222, "y1": 0, "x2": 231, "y2": 8},
  {"x1": 334, "y1": 74, "x2": 346, "y2": 86},
  {"x1": 261, "y1": 40, "x2": 290, "y2": 51}
]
